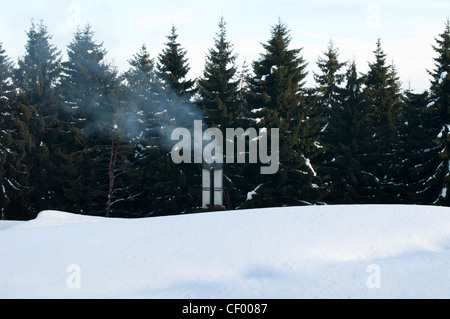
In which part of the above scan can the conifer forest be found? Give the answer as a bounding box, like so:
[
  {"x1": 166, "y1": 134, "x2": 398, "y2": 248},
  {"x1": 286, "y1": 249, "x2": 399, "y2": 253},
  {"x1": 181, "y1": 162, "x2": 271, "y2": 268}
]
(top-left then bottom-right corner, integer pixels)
[{"x1": 1, "y1": 17, "x2": 450, "y2": 220}]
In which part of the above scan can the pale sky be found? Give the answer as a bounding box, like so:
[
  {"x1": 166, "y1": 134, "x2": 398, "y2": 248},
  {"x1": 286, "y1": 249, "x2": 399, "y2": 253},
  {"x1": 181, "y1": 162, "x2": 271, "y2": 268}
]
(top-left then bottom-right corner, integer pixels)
[{"x1": 0, "y1": 0, "x2": 449, "y2": 92}]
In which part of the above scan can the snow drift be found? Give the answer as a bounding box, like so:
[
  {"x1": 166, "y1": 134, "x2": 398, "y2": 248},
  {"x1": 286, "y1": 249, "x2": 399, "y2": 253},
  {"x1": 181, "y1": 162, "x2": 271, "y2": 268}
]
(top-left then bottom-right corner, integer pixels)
[{"x1": 1, "y1": 205, "x2": 450, "y2": 299}]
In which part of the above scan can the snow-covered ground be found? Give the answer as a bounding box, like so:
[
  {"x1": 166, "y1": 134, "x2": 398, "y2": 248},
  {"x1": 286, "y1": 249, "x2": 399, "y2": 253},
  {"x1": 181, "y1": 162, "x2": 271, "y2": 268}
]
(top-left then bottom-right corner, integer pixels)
[{"x1": 1, "y1": 205, "x2": 450, "y2": 299}]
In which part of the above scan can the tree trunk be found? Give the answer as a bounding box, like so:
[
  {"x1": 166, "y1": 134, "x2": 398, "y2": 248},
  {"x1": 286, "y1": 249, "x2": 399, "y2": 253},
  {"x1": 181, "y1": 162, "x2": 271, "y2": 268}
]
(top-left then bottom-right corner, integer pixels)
[{"x1": 106, "y1": 140, "x2": 118, "y2": 217}]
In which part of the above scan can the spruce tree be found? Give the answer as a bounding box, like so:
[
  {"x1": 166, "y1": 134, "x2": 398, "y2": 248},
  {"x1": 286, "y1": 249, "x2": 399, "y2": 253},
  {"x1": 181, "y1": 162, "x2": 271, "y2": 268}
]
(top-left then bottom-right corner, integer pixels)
[
  {"x1": 246, "y1": 20, "x2": 324, "y2": 207},
  {"x1": 0, "y1": 44, "x2": 20, "y2": 219},
  {"x1": 157, "y1": 25, "x2": 194, "y2": 94},
  {"x1": 0, "y1": 96, "x2": 46, "y2": 220},
  {"x1": 314, "y1": 41, "x2": 346, "y2": 131},
  {"x1": 313, "y1": 41, "x2": 347, "y2": 203},
  {"x1": 320, "y1": 61, "x2": 371, "y2": 203},
  {"x1": 397, "y1": 90, "x2": 439, "y2": 204},
  {"x1": 121, "y1": 44, "x2": 195, "y2": 216},
  {"x1": 197, "y1": 16, "x2": 238, "y2": 129},
  {"x1": 0, "y1": 43, "x2": 14, "y2": 100},
  {"x1": 424, "y1": 19, "x2": 450, "y2": 205},
  {"x1": 12, "y1": 21, "x2": 83, "y2": 215},
  {"x1": 235, "y1": 60, "x2": 252, "y2": 126},
  {"x1": 220, "y1": 60, "x2": 254, "y2": 208},
  {"x1": 60, "y1": 25, "x2": 126, "y2": 216},
  {"x1": 61, "y1": 24, "x2": 119, "y2": 135},
  {"x1": 121, "y1": 44, "x2": 166, "y2": 145},
  {"x1": 361, "y1": 39, "x2": 403, "y2": 203},
  {"x1": 15, "y1": 20, "x2": 62, "y2": 113},
  {"x1": 195, "y1": 17, "x2": 241, "y2": 210}
]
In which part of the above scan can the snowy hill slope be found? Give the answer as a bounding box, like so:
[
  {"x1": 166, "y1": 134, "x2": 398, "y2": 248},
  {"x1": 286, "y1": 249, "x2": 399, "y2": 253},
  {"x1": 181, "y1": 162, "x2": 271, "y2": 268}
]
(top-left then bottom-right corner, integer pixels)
[{"x1": 1, "y1": 205, "x2": 450, "y2": 299}]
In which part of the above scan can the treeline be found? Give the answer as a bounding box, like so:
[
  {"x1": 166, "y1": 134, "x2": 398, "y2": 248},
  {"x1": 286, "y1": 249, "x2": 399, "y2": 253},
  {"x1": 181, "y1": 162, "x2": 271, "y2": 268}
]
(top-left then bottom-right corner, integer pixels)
[{"x1": 0, "y1": 17, "x2": 449, "y2": 220}]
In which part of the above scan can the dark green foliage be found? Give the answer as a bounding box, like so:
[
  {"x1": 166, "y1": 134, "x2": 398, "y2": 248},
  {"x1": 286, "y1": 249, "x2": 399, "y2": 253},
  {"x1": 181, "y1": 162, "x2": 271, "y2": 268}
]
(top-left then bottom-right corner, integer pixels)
[
  {"x1": 121, "y1": 44, "x2": 187, "y2": 216},
  {"x1": 133, "y1": 148, "x2": 200, "y2": 216},
  {"x1": 121, "y1": 43, "x2": 204, "y2": 216},
  {"x1": 59, "y1": 24, "x2": 131, "y2": 217},
  {"x1": 0, "y1": 98, "x2": 46, "y2": 220},
  {"x1": 320, "y1": 61, "x2": 371, "y2": 203},
  {"x1": 7, "y1": 21, "x2": 84, "y2": 218},
  {"x1": 198, "y1": 16, "x2": 238, "y2": 129},
  {"x1": 60, "y1": 25, "x2": 119, "y2": 135},
  {"x1": 246, "y1": 20, "x2": 325, "y2": 207},
  {"x1": 15, "y1": 20, "x2": 62, "y2": 110},
  {"x1": 314, "y1": 41, "x2": 347, "y2": 130},
  {"x1": 314, "y1": 42, "x2": 347, "y2": 202},
  {"x1": 364, "y1": 40, "x2": 402, "y2": 138},
  {"x1": 0, "y1": 43, "x2": 14, "y2": 100},
  {"x1": 121, "y1": 44, "x2": 165, "y2": 146},
  {"x1": 195, "y1": 16, "x2": 242, "y2": 209},
  {"x1": 158, "y1": 25, "x2": 194, "y2": 94},
  {"x1": 360, "y1": 39, "x2": 403, "y2": 203},
  {"x1": 2, "y1": 17, "x2": 450, "y2": 220},
  {"x1": 423, "y1": 19, "x2": 450, "y2": 205},
  {"x1": 396, "y1": 90, "x2": 439, "y2": 204}
]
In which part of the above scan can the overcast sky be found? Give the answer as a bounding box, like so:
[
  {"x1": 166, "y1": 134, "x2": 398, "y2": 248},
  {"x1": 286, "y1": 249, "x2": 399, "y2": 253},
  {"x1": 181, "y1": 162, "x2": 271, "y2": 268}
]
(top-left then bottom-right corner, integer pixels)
[{"x1": 0, "y1": 0, "x2": 448, "y2": 92}]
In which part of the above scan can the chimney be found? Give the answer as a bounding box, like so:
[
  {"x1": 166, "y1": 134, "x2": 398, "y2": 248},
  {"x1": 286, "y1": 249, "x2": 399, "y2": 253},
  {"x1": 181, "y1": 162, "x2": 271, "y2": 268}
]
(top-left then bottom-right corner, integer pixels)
[{"x1": 202, "y1": 167, "x2": 223, "y2": 209}]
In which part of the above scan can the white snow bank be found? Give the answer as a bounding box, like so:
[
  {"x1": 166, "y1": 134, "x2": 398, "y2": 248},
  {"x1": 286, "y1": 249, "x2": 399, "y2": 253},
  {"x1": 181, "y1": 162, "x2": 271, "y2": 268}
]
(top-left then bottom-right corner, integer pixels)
[
  {"x1": 17, "y1": 210, "x2": 105, "y2": 229},
  {"x1": 1, "y1": 205, "x2": 450, "y2": 299}
]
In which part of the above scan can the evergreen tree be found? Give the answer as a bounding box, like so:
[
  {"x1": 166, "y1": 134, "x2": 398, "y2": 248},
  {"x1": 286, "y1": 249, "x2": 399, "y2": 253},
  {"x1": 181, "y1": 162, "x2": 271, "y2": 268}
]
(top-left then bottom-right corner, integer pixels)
[
  {"x1": 424, "y1": 19, "x2": 450, "y2": 205},
  {"x1": 0, "y1": 96, "x2": 47, "y2": 220},
  {"x1": 15, "y1": 20, "x2": 62, "y2": 113},
  {"x1": 361, "y1": 39, "x2": 403, "y2": 203},
  {"x1": 313, "y1": 41, "x2": 347, "y2": 203},
  {"x1": 197, "y1": 16, "x2": 238, "y2": 129},
  {"x1": 195, "y1": 17, "x2": 241, "y2": 210},
  {"x1": 0, "y1": 43, "x2": 14, "y2": 100},
  {"x1": 60, "y1": 25, "x2": 126, "y2": 216},
  {"x1": 246, "y1": 20, "x2": 325, "y2": 207},
  {"x1": 60, "y1": 24, "x2": 119, "y2": 135},
  {"x1": 220, "y1": 60, "x2": 255, "y2": 208},
  {"x1": 314, "y1": 41, "x2": 346, "y2": 131},
  {"x1": 397, "y1": 90, "x2": 439, "y2": 204},
  {"x1": 120, "y1": 44, "x2": 194, "y2": 216},
  {"x1": 121, "y1": 44, "x2": 166, "y2": 145},
  {"x1": 0, "y1": 44, "x2": 21, "y2": 219},
  {"x1": 121, "y1": 43, "x2": 203, "y2": 216},
  {"x1": 235, "y1": 60, "x2": 253, "y2": 126},
  {"x1": 12, "y1": 21, "x2": 83, "y2": 215},
  {"x1": 128, "y1": 44, "x2": 155, "y2": 80},
  {"x1": 157, "y1": 25, "x2": 194, "y2": 94},
  {"x1": 320, "y1": 60, "x2": 372, "y2": 203},
  {"x1": 123, "y1": 43, "x2": 196, "y2": 149}
]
